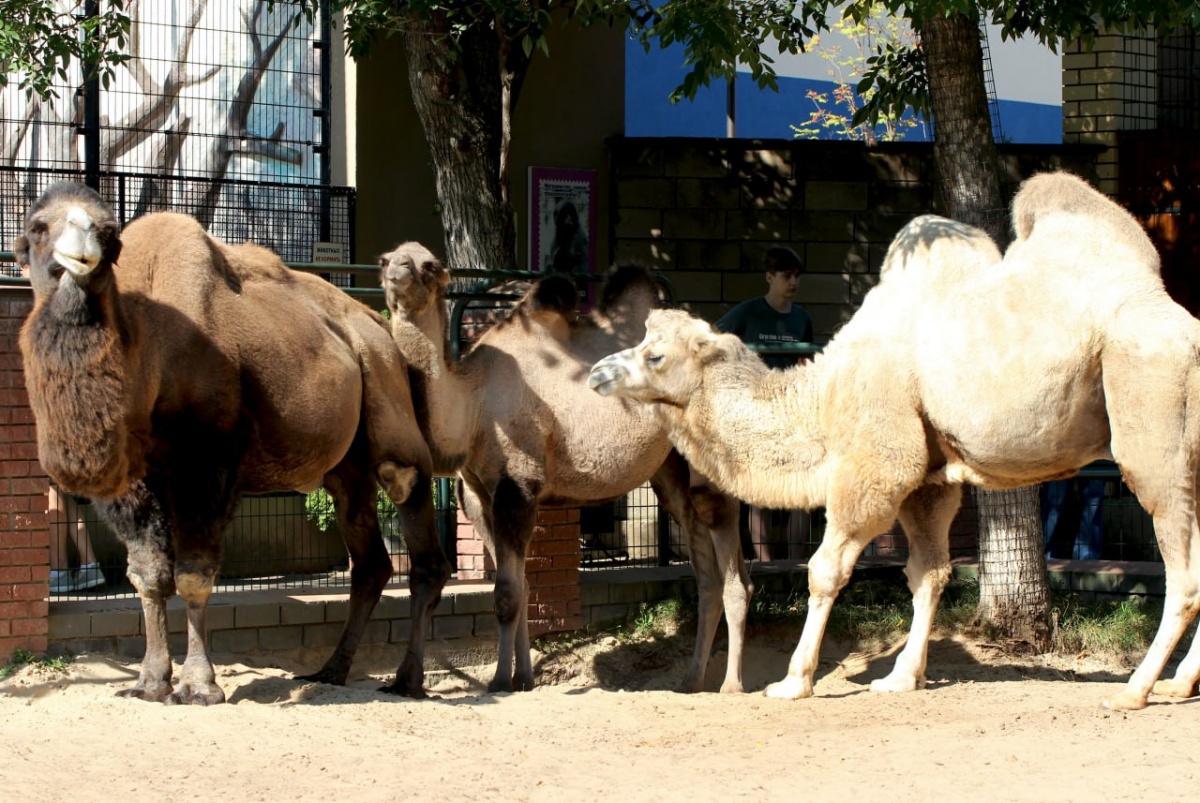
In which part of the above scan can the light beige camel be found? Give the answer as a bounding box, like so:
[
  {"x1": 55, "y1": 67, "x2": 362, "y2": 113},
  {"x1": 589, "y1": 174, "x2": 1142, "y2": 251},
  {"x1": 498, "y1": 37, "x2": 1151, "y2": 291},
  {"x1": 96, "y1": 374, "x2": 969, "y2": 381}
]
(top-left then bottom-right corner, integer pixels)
[
  {"x1": 381, "y1": 242, "x2": 749, "y2": 693},
  {"x1": 589, "y1": 170, "x2": 1200, "y2": 711},
  {"x1": 18, "y1": 182, "x2": 449, "y2": 704}
]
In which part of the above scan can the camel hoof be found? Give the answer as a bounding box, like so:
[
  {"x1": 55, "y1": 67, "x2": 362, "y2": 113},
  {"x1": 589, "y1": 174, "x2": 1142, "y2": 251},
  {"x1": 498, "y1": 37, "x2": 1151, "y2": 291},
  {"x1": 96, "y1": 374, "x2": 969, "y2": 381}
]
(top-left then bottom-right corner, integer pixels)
[
  {"x1": 1101, "y1": 690, "x2": 1149, "y2": 711},
  {"x1": 763, "y1": 676, "x2": 812, "y2": 700},
  {"x1": 1152, "y1": 679, "x2": 1199, "y2": 699},
  {"x1": 870, "y1": 674, "x2": 925, "y2": 693},
  {"x1": 487, "y1": 674, "x2": 517, "y2": 694},
  {"x1": 718, "y1": 681, "x2": 744, "y2": 695},
  {"x1": 164, "y1": 684, "x2": 226, "y2": 706},
  {"x1": 295, "y1": 668, "x2": 348, "y2": 687},
  {"x1": 379, "y1": 680, "x2": 427, "y2": 700},
  {"x1": 116, "y1": 683, "x2": 172, "y2": 703}
]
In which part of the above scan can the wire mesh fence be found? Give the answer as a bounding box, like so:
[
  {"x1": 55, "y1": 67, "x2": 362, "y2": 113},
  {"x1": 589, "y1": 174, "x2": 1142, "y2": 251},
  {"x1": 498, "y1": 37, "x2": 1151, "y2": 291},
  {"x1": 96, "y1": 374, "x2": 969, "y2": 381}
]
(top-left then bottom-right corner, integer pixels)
[{"x1": 46, "y1": 461, "x2": 1158, "y2": 601}]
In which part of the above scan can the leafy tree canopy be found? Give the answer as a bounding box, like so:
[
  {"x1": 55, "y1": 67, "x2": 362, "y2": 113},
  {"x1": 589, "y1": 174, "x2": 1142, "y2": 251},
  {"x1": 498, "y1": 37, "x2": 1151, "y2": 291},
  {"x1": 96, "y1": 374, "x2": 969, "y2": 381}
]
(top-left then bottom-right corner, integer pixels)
[{"x1": 0, "y1": 1, "x2": 130, "y2": 100}]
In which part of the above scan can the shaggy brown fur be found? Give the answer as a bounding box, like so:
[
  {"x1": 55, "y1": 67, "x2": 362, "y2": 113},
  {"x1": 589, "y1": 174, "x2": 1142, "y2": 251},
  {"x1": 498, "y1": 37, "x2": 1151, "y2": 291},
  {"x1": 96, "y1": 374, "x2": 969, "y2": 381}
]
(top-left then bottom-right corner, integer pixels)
[
  {"x1": 18, "y1": 182, "x2": 450, "y2": 704},
  {"x1": 382, "y1": 243, "x2": 749, "y2": 694},
  {"x1": 590, "y1": 171, "x2": 1200, "y2": 711}
]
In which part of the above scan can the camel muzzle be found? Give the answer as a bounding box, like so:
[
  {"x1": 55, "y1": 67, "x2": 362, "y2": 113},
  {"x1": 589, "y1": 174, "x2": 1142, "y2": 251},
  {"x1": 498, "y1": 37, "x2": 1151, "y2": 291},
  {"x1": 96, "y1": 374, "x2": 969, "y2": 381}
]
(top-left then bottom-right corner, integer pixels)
[{"x1": 586, "y1": 356, "x2": 625, "y2": 396}]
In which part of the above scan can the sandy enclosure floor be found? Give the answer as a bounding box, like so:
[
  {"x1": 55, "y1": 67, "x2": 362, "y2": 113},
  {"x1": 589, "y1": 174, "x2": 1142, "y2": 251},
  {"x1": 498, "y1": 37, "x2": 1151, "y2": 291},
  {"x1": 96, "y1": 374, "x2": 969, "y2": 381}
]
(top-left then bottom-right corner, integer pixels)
[{"x1": 3, "y1": 623, "x2": 1199, "y2": 803}]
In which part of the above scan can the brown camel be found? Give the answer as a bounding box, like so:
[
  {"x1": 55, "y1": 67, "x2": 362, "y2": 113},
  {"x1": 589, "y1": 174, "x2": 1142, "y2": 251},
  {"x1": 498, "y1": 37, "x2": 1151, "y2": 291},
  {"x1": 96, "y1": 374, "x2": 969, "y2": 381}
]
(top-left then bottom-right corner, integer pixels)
[
  {"x1": 589, "y1": 171, "x2": 1200, "y2": 711},
  {"x1": 380, "y1": 242, "x2": 750, "y2": 693},
  {"x1": 17, "y1": 182, "x2": 450, "y2": 704}
]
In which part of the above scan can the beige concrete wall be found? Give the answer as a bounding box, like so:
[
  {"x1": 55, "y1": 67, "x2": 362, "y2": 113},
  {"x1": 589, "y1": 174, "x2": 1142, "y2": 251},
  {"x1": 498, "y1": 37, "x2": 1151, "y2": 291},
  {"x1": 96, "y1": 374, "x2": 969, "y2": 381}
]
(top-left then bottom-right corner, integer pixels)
[{"x1": 351, "y1": 20, "x2": 624, "y2": 266}]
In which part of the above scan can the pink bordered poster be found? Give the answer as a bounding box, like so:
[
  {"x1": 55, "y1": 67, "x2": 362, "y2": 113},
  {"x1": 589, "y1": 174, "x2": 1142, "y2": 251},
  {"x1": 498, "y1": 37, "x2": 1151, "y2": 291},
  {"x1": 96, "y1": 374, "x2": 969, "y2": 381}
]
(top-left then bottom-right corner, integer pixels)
[{"x1": 528, "y1": 166, "x2": 597, "y2": 274}]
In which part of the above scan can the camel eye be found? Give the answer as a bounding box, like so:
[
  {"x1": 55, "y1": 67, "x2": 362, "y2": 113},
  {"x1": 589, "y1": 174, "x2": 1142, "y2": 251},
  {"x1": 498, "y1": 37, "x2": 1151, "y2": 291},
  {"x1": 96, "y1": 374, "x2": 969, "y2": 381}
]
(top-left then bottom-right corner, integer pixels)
[{"x1": 646, "y1": 353, "x2": 664, "y2": 367}]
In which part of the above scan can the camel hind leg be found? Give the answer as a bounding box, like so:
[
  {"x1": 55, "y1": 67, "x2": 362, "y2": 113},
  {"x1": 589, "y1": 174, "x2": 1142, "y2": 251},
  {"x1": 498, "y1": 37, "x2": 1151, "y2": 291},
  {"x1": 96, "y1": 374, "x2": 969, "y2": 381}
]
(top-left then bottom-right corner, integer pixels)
[
  {"x1": 870, "y1": 484, "x2": 960, "y2": 694},
  {"x1": 299, "y1": 435, "x2": 394, "y2": 690},
  {"x1": 480, "y1": 476, "x2": 538, "y2": 693},
  {"x1": 650, "y1": 452, "x2": 749, "y2": 693},
  {"x1": 356, "y1": 329, "x2": 450, "y2": 697},
  {"x1": 1101, "y1": 335, "x2": 1200, "y2": 710}
]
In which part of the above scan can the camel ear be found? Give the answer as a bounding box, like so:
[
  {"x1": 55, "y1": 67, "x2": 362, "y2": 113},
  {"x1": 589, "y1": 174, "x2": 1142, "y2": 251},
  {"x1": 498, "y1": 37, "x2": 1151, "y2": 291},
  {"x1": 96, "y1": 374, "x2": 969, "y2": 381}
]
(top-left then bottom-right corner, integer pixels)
[
  {"x1": 103, "y1": 225, "x2": 122, "y2": 266},
  {"x1": 426, "y1": 259, "x2": 450, "y2": 289},
  {"x1": 13, "y1": 233, "x2": 29, "y2": 267},
  {"x1": 687, "y1": 329, "x2": 718, "y2": 361}
]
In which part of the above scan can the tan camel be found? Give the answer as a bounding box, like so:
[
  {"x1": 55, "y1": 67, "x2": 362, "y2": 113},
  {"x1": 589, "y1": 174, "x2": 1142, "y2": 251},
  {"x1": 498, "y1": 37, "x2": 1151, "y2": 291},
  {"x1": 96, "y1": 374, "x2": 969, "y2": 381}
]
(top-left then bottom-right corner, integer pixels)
[
  {"x1": 589, "y1": 170, "x2": 1200, "y2": 711},
  {"x1": 380, "y1": 242, "x2": 749, "y2": 693},
  {"x1": 18, "y1": 182, "x2": 450, "y2": 704}
]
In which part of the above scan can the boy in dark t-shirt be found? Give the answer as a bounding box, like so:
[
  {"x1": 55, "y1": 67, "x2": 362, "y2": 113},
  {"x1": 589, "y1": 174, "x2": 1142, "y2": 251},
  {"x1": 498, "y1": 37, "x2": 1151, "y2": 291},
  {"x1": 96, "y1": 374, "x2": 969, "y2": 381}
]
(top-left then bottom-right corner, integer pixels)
[
  {"x1": 714, "y1": 247, "x2": 813, "y2": 370},
  {"x1": 714, "y1": 246, "x2": 813, "y2": 560}
]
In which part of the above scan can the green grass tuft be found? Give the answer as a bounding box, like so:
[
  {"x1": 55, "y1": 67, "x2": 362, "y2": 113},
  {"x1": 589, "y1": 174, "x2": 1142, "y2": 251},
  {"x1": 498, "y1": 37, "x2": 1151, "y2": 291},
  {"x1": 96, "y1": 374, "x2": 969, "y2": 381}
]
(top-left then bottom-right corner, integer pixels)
[{"x1": 0, "y1": 648, "x2": 74, "y2": 679}]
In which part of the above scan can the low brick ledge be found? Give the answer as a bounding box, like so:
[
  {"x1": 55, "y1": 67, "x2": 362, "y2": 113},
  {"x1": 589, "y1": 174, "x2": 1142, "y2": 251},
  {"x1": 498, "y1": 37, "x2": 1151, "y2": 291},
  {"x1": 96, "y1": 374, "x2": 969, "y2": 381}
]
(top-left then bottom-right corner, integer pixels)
[{"x1": 46, "y1": 559, "x2": 1168, "y2": 661}]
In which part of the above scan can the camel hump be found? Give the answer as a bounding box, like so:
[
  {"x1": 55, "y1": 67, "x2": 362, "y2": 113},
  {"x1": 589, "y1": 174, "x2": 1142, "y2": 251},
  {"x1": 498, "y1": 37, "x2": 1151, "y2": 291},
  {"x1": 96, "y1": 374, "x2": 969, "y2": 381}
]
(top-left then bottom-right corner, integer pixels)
[
  {"x1": 1011, "y1": 170, "x2": 1161, "y2": 274},
  {"x1": 880, "y1": 215, "x2": 1000, "y2": 280},
  {"x1": 528, "y1": 273, "x2": 579, "y2": 316},
  {"x1": 592, "y1": 262, "x2": 662, "y2": 320}
]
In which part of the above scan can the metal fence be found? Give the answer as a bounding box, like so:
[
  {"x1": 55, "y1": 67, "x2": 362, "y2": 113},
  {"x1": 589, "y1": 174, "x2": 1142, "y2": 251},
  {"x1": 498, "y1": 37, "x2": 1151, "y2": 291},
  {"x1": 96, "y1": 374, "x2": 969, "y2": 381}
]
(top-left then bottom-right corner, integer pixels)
[
  {"x1": 51, "y1": 462, "x2": 1156, "y2": 600},
  {"x1": 1, "y1": 1, "x2": 349, "y2": 274},
  {"x1": 0, "y1": 168, "x2": 354, "y2": 275}
]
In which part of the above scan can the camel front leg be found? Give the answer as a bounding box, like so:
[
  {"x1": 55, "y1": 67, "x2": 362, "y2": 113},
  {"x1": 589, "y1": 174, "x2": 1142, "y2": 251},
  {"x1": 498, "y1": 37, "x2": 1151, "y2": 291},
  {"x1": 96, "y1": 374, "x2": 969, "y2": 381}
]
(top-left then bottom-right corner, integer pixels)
[
  {"x1": 870, "y1": 484, "x2": 960, "y2": 694},
  {"x1": 96, "y1": 483, "x2": 176, "y2": 703},
  {"x1": 167, "y1": 562, "x2": 224, "y2": 706},
  {"x1": 765, "y1": 520, "x2": 877, "y2": 700}
]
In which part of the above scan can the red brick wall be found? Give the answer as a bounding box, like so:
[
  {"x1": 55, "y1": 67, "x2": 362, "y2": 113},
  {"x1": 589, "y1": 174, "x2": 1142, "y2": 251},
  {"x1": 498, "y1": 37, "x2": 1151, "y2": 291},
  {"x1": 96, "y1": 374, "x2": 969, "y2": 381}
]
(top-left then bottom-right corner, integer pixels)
[
  {"x1": 0, "y1": 296, "x2": 50, "y2": 661},
  {"x1": 455, "y1": 505, "x2": 582, "y2": 637}
]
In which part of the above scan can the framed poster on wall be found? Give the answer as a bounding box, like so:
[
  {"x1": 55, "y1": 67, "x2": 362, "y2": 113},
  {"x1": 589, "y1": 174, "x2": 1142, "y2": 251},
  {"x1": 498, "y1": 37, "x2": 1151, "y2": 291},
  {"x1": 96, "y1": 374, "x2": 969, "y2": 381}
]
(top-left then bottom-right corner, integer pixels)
[{"x1": 528, "y1": 167, "x2": 597, "y2": 274}]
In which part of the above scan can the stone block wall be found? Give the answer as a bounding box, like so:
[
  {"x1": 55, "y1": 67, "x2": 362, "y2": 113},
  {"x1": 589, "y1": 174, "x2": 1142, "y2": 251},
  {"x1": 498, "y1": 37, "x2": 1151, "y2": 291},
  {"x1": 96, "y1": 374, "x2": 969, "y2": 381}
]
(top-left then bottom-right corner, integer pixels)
[
  {"x1": 609, "y1": 138, "x2": 1101, "y2": 341},
  {"x1": 1062, "y1": 30, "x2": 1159, "y2": 195}
]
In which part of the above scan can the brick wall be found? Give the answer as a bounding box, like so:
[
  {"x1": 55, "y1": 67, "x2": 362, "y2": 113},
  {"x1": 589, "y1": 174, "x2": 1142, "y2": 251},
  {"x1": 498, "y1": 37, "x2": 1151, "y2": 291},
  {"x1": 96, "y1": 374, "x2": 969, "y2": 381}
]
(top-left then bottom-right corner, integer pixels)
[
  {"x1": 0, "y1": 295, "x2": 50, "y2": 662},
  {"x1": 609, "y1": 138, "x2": 1102, "y2": 342},
  {"x1": 455, "y1": 505, "x2": 582, "y2": 637}
]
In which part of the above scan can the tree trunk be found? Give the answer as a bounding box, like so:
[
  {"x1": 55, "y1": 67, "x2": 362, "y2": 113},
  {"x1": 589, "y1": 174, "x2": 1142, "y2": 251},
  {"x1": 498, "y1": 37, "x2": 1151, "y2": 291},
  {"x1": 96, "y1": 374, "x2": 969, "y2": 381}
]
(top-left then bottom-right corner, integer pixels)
[
  {"x1": 402, "y1": 15, "x2": 519, "y2": 273},
  {"x1": 973, "y1": 486, "x2": 1051, "y2": 647},
  {"x1": 921, "y1": 11, "x2": 1052, "y2": 650}
]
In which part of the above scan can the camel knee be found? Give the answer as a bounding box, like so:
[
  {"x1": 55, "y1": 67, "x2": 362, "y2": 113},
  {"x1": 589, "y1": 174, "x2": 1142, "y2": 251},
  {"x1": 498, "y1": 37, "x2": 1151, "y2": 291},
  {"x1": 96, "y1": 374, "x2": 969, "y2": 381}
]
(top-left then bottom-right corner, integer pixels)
[
  {"x1": 906, "y1": 561, "x2": 952, "y2": 598},
  {"x1": 494, "y1": 577, "x2": 524, "y2": 624},
  {"x1": 377, "y1": 461, "x2": 419, "y2": 504},
  {"x1": 174, "y1": 566, "x2": 215, "y2": 605}
]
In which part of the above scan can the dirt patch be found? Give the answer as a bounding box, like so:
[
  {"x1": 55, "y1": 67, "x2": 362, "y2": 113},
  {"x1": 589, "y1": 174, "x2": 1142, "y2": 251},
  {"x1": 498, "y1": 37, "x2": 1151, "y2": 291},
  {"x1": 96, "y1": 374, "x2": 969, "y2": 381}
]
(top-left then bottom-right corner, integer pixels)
[{"x1": 2, "y1": 624, "x2": 1196, "y2": 802}]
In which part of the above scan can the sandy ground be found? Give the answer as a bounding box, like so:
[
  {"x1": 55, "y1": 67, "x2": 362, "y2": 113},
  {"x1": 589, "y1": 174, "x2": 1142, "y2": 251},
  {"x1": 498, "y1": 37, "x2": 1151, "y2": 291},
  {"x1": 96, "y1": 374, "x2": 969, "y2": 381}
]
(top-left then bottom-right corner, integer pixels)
[{"x1": 3, "y1": 621, "x2": 1199, "y2": 803}]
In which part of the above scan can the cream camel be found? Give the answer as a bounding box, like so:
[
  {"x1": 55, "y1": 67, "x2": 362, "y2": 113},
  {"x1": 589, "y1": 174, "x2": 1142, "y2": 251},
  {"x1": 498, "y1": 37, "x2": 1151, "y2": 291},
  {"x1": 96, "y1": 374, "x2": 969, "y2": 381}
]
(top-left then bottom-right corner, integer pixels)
[
  {"x1": 18, "y1": 182, "x2": 450, "y2": 704},
  {"x1": 589, "y1": 170, "x2": 1200, "y2": 711},
  {"x1": 381, "y1": 242, "x2": 749, "y2": 693}
]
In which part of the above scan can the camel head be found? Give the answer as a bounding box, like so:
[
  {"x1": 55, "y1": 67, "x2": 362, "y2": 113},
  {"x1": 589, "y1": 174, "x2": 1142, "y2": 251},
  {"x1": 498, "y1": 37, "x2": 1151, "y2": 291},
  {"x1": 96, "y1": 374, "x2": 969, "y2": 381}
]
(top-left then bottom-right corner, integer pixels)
[
  {"x1": 15, "y1": 182, "x2": 122, "y2": 297},
  {"x1": 588, "y1": 308, "x2": 742, "y2": 404},
  {"x1": 379, "y1": 241, "x2": 448, "y2": 320}
]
